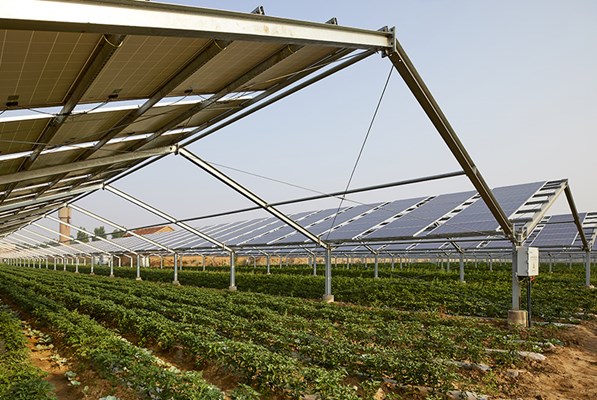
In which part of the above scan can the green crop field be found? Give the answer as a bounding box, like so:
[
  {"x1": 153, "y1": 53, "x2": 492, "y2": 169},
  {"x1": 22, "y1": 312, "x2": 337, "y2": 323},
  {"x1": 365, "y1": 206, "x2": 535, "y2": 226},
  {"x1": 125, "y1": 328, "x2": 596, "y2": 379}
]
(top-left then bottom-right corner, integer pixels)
[{"x1": 1, "y1": 263, "x2": 595, "y2": 399}]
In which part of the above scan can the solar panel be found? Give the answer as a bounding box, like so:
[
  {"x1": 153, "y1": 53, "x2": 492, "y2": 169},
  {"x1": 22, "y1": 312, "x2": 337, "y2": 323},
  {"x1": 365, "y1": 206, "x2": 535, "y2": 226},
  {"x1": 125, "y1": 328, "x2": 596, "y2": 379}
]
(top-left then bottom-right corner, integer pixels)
[
  {"x1": 364, "y1": 191, "x2": 475, "y2": 239},
  {"x1": 276, "y1": 203, "x2": 383, "y2": 244},
  {"x1": 232, "y1": 211, "x2": 313, "y2": 246},
  {"x1": 428, "y1": 182, "x2": 546, "y2": 236},
  {"x1": 531, "y1": 214, "x2": 585, "y2": 247},
  {"x1": 324, "y1": 197, "x2": 427, "y2": 241},
  {"x1": 242, "y1": 210, "x2": 325, "y2": 245}
]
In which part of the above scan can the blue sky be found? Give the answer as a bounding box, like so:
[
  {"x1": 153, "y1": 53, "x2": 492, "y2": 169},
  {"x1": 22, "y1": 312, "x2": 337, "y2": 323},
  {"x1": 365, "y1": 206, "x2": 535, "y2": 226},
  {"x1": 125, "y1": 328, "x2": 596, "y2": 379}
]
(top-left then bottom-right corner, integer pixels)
[{"x1": 64, "y1": 0, "x2": 597, "y2": 232}]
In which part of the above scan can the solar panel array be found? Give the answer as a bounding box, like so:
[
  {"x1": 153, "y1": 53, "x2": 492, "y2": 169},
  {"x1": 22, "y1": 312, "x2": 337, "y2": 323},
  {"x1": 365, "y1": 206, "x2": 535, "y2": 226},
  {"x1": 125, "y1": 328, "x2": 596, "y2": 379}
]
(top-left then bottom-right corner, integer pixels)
[
  {"x1": 530, "y1": 214, "x2": 582, "y2": 247},
  {"x1": 429, "y1": 182, "x2": 545, "y2": 236},
  {"x1": 0, "y1": 0, "x2": 393, "y2": 237}
]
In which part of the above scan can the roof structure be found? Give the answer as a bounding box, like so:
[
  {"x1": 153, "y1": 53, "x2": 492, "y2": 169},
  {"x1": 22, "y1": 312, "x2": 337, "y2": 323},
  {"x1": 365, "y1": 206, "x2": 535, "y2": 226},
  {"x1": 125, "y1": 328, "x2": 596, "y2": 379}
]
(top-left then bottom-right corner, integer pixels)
[
  {"x1": 0, "y1": 0, "x2": 393, "y2": 237},
  {"x1": 0, "y1": 0, "x2": 592, "y2": 296}
]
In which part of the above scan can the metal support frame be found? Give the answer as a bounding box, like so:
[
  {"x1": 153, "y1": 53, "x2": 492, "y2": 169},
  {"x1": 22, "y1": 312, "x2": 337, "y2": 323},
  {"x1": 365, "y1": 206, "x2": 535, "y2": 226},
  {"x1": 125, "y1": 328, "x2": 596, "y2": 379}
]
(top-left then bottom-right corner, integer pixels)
[
  {"x1": 178, "y1": 148, "x2": 329, "y2": 250},
  {"x1": 229, "y1": 252, "x2": 237, "y2": 291},
  {"x1": 21, "y1": 227, "x2": 92, "y2": 259},
  {"x1": 31, "y1": 222, "x2": 106, "y2": 257},
  {"x1": 374, "y1": 252, "x2": 379, "y2": 279},
  {"x1": 564, "y1": 185, "x2": 590, "y2": 251},
  {"x1": 0, "y1": 0, "x2": 393, "y2": 49},
  {"x1": 103, "y1": 184, "x2": 233, "y2": 253},
  {"x1": 459, "y1": 252, "x2": 465, "y2": 283},
  {"x1": 0, "y1": 32, "x2": 126, "y2": 202},
  {"x1": 586, "y1": 251, "x2": 593, "y2": 288},
  {"x1": 45, "y1": 214, "x2": 137, "y2": 256},
  {"x1": 322, "y1": 247, "x2": 333, "y2": 303},
  {"x1": 0, "y1": 147, "x2": 177, "y2": 187},
  {"x1": 67, "y1": 204, "x2": 174, "y2": 254},
  {"x1": 386, "y1": 40, "x2": 514, "y2": 242},
  {"x1": 173, "y1": 253, "x2": 180, "y2": 285}
]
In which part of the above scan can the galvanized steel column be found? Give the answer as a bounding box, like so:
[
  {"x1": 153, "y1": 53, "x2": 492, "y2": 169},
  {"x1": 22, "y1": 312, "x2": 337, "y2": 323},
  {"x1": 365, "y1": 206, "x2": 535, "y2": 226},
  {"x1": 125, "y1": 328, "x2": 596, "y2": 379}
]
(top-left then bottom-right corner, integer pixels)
[
  {"x1": 322, "y1": 247, "x2": 333, "y2": 303},
  {"x1": 459, "y1": 253, "x2": 465, "y2": 283},
  {"x1": 229, "y1": 252, "x2": 237, "y2": 291}
]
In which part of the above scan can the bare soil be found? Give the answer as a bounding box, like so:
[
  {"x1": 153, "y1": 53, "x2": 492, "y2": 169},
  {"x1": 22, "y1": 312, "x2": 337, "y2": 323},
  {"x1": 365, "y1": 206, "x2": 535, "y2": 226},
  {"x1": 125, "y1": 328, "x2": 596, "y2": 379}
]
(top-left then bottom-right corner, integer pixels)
[{"x1": 503, "y1": 320, "x2": 597, "y2": 399}]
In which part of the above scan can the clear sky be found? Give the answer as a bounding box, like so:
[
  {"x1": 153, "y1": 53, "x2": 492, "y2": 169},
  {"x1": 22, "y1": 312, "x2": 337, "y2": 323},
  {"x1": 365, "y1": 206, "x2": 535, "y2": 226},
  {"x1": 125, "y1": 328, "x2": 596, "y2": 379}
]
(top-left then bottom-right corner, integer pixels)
[{"x1": 52, "y1": 0, "x2": 597, "y2": 234}]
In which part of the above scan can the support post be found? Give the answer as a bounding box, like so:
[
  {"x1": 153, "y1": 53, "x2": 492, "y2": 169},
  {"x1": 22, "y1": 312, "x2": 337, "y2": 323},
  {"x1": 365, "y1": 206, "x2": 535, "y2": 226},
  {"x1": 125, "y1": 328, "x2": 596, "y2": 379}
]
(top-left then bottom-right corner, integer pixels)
[
  {"x1": 136, "y1": 254, "x2": 142, "y2": 281},
  {"x1": 109, "y1": 256, "x2": 114, "y2": 277},
  {"x1": 229, "y1": 252, "x2": 237, "y2": 291},
  {"x1": 202, "y1": 254, "x2": 206, "y2": 271},
  {"x1": 322, "y1": 247, "x2": 334, "y2": 303},
  {"x1": 459, "y1": 252, "x2": 465, "y2": 283},
  {"x1": 75, "y1": 257, "x2": 79, "y2": 273},
  {"x1": 489, "y1": 255, "x2": 493, "y2": 271},
  {"x1": 90, "y1": 256, "x2": 95, "y2": 275},
  {"x1": 374, "y1": 253, "x2": 379, "y2": 279},
  {"x1": 312, "y1": 254, "x2": 317, "y2": 276},
  {"x1": 508, "y1": 245, "x2": 528, "y2": 326},
  {"x1": 586, "y1": 251, "x2": 593, "y2": 288},
  {"x1": 173, "y1": 253, "x2": 180, "y2": 285},
  {"x1": 266, "y1": 254, "x2": 271, "y2": 275}
]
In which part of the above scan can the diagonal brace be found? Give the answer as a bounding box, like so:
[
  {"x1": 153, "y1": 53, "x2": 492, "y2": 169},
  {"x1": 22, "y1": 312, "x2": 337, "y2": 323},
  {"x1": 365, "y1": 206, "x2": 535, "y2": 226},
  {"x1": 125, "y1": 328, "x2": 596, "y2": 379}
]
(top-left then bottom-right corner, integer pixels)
[
  {"x1": 102, "y1": 185, "x2": 233, "y2": 253},
  {"x1": 177, "y1": 147, "x2": 330, "y2": 250}
]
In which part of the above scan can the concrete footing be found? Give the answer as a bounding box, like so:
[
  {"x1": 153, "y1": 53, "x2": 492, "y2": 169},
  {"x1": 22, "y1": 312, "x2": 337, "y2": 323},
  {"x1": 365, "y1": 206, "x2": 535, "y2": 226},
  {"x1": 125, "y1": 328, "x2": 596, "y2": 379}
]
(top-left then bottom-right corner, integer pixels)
[
  {"x1": 135, "y1": 277, "x2": 143, "y2": 281},
  {"x1": 508, "y1": 310, "x2": 528, "y2": 327},
  {"x1": 89, "y1": 272, "x2": 95, "y2": 275},
  {"x1": 228, "y1": 285, "x2": 237, "y2": 292},
  {"x1": 109, "y1": 274, "x2": 115, "y2": 278},
  {"x1": 172, "y1": 280, "x2": 181, "y2": 286},
  {"x1": 322, "y1": 294, "x2": 334, "y2": 303}
]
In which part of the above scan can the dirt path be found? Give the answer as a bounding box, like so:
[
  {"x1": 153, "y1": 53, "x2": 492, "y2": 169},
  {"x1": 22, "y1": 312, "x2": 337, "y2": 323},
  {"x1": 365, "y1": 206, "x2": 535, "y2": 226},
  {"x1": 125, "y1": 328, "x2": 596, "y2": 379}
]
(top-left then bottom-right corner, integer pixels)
[
  {"x1": 25, "y1": 335, "x2": 80, "y2": 400},
  {"x1": 22, "y1": 322, "x2": 139, "y2": 400},
  {"x1": 512, "y1": 320, "x2": 597, "y2": 399}
]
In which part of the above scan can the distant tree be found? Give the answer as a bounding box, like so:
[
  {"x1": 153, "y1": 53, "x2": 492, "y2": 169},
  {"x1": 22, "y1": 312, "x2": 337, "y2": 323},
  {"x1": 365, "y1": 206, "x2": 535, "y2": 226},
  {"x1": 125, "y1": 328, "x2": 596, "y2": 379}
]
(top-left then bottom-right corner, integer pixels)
[
  {"x1": 76, "y1": 228, "x2": 89, "y2": 243},
  {"x1": 111, "y1": 229, "x2": 125, "y2": 239},
  {"x1": 92, "y1": 226, "x2": 106, "y2": 241}
]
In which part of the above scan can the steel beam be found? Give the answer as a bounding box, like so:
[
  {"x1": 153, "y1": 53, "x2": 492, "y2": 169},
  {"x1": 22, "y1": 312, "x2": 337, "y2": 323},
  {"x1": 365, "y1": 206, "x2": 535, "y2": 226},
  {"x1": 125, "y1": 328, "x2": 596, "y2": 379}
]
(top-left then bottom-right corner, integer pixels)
[
  {"x1": 178, "y1": 147, "x2": 329, "y2": 250},
  {"x1": 0, "y1": 146, "x2": 176, "y2": 186},
  {"x1": 21, "y1": 227, "x2": 90, "y2": 257},
  {"x1": 31, "y1": 222, "x2": 105, "y2": 256},
  {"x1": 0, "y1": 184, "x2": 102, "y2": 214},
  {"x1": 45, "y1": 214, "x2": 137, "y2": 255},
  {"x1": 67, "y1": 204, "x2": 174, "y2": 254},
  {"x1": 386, "y1": 39, "x2": 514, "y2": 242},
  {"x1": 564, "y1": 185, "x2": 589, "y2": 251},
  {"x1": 0, "y1": 0, "x2": 393, "y2": 49},
  {"x1": 103, "y1": 185, "x2": 233, "y2": 253}
]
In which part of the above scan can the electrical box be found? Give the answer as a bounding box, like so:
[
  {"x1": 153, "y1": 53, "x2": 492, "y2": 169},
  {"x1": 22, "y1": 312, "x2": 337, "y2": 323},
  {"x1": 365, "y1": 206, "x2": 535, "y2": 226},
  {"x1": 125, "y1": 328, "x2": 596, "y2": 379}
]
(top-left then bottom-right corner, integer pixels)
[{"x1": 516, "y1": 246, "x2": 539, "y2": 276}]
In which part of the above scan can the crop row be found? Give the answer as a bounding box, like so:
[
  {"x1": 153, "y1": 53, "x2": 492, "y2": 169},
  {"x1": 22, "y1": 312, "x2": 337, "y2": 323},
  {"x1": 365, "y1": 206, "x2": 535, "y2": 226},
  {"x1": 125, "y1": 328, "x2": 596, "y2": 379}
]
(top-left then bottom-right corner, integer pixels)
[
  {"x1": 46, "y1": 261, "x2": 597, "y2": 321},
  {"x1": 0, "y1": 273, "x2": 226, "y2": 400},
  {"x1": 0, "y1": 265, "x2": 561, "y2": 397},
  {"x1": 0, "y1": 301, "x2": 56, "y2": 400}
]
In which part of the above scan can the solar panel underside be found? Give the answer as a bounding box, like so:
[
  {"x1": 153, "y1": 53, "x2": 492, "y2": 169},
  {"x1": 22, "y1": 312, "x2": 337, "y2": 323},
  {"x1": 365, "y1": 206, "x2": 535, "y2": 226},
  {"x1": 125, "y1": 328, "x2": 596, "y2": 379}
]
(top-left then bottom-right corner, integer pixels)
[
  {"x1": 324, "y1": 197, "x2": 427, "y2": 241},
  {"x1": 428, "y1": 181, "x2": 545, "y2": 236},
  {"x1": 364, "y1": 191, "x2": 475, "y2": 239},
  {"x1": 531, "y1": 214, "x2": 585, "y2": 247}
]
